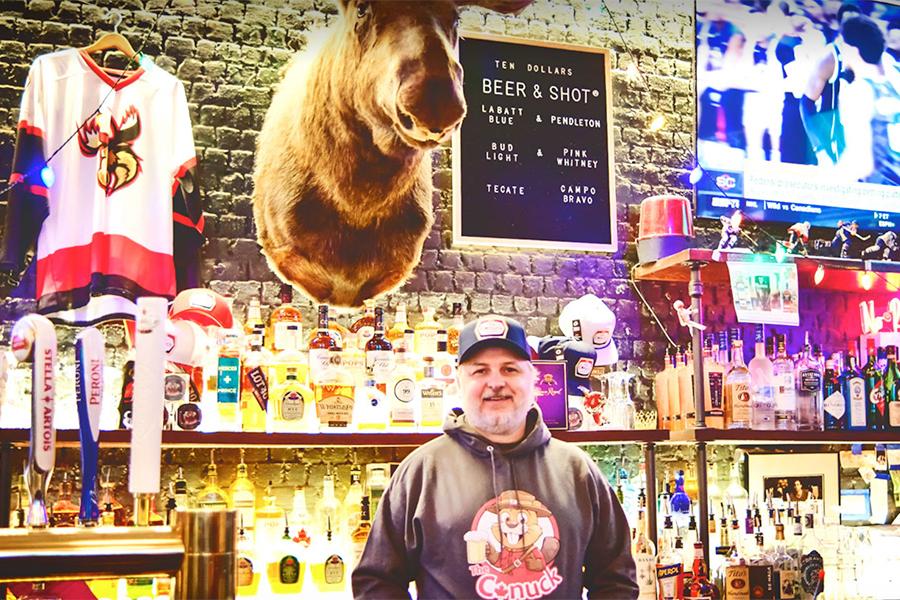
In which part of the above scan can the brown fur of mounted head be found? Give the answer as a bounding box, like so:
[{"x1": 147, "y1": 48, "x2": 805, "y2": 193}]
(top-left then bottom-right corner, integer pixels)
[{"x1": 252, "y1": 0, "x2": 532, "y2": 307}]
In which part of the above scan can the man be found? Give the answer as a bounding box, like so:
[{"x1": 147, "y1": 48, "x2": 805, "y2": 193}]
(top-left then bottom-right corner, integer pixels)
[
  {"x1": 352, "y1": 315, "x2": 638, "y2": 599},
  {"x1": 837, "y1": 15, "x2": 900, "y2": 185}
]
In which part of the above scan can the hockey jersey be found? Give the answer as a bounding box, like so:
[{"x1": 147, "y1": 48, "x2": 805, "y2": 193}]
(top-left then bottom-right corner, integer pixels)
[{"x1": 1, "y1": 48, "x2": 204, "y2": 325}]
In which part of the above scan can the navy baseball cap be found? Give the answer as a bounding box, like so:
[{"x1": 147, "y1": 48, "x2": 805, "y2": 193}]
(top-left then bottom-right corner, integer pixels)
[{"x1": 458, "y1": 315, "x2": 532, "y2": 364}]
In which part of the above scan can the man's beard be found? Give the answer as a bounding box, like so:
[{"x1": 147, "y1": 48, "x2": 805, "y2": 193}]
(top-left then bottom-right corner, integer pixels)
[{"x1": 468, "y1": 403, "x2": 531, "y2": 436}]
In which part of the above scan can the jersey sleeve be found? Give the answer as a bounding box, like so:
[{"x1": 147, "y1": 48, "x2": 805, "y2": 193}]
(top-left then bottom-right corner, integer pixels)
[
  {"x1": 1, "y1": 57, "x2": 50, "y2": 276},
  {"x1": 170, "y1": 80, "x2": 204, "y2": 291}
]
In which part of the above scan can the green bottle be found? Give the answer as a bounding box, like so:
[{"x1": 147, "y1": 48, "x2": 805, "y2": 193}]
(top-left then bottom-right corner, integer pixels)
[
  {"x1": 885, "y1": 346, "x2": 900, "y2": 430},
  {"x1": 863, "y1": 340, "x2": 885, "y2": 431}
]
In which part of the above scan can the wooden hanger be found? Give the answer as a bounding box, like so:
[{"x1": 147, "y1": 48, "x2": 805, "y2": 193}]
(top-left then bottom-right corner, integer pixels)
[{"x1": 81, "y1": 11, "x2": 138, "y2": 60}]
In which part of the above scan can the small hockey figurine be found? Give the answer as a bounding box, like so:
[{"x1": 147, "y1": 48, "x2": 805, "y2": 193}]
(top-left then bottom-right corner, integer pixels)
[
  {"x1": 862, "y1": 231, "x2": 898, "y2": 261},
  {"x1": 713, "y1": 211, "x2": 743, "y2": 260},
  {"x1": 785, "y1": 221, "x2": 811, "y2": 255},
  {"x1": 830, "y1": 220, "x2": 870, "y2": 258},
  {"x1": 673, "y1": 300, "x2": 706, "y2": 332}
]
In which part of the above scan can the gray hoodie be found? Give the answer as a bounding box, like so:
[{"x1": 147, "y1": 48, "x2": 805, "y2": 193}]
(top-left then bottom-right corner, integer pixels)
[{"x1": 352, "y1": 408, "x2": 639, "y2": 599}]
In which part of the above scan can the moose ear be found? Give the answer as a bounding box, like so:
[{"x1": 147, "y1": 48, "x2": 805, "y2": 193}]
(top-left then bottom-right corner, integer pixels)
[{"x1": 455, "y1": 0, "x2": 534, "y2": 14}]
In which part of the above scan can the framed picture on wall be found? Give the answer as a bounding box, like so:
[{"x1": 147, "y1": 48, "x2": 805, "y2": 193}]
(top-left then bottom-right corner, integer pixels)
[
  {"x1": 747, "y1": 451, "x2": 840, "y2": 513},
  {"x1": 452, "y1": 32, "x2": 616, "y2": 252}
]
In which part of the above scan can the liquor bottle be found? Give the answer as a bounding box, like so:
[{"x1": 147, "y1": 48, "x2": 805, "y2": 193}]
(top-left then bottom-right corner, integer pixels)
[
  {"x1": 748, "y1": 324, "x2": 776, "y2": 431},
  {"x1": 49, "y1": 473, "x2": 79, "y2": 527},
  {"x1": 677, "y1": 348, "x2": 696, "y2": 429},
  {"x1": 656, "y1": 508, "x2": 683, "y2": 600},
  {"x1": 418, "y1": 357, "x2": 446, "y2": 431},
  {"x1": 343, "y1": 464, "x2": 364, "y2": 534},
  {"x1": 217, "y1": 331, "x2": 242, "y2": 432},
  {"x1": 268, "y1": 283, "x2": 303, "y2": 353},
  {"x1": 230, "y1": 449, "x2": 257, "y2": 534},
  {"x1": 255, "y1": 482, "x2": 283, "y2": 548},
  {"x1": 771, "y1": 523, "x2": 799, "y2": 600},
  {"x1": 241, "y1": 332, "x2": 271, "y2": 433},
  {"x1": 315, "y1": 350, "x2": 355, "y2": 431},
  {"x1": 863, "y1": 339, "x2": 886, "y2": 430},
  {"x1": 237, "y1": 520, "x2": 261, "y2": 598},
  {"x1": 724, "y1": 337, "x2": 752, "y2": 429},
  {"x1": 197, "y1": 451, "x2": 229, "y2": 510},
  {"x1": 633, "y1": 507, "x2": 657, "y2": 599},
  {"x1": 822, "y1": 359, "x2": 845, "y2": 430},
  {"x1": 290, "y1": 483, "x2": 312, "y2": 539},
  {"x1": 349, "y1": 299, "x2": 376, "y2": 351},
  {"x1": 726, "y1": 461, "x2": 749, "y2": 518},
  {"x1": 386, "y1": 302, "x2": 409, "y2": 345},
  {"x1": 355, "y1": 378, "x2": 389, "y2": 431},
  {"x1": 388, "y1": 348, "x2": 418, "y2": 429},
  {"x1": 840, "y1": 351, "x2": 867, "y2": 430},
  {"x1": 812, "y1": 344, "x2": 825, "y2": 372},
  {"x1": 270, "y1": 323, "x2": 307, "y2": 388},
  {"x1": 747, "y1": 531, "x2": 775, "y2": 600},
  {"x1": 723, "y1": 539, "x2": 749, "y2": 600},
  {"x1": 433, "y1": 331, "x2": 456, "y2": 386},
  {"x1": 244, "y1": 298, "x2": 265, "y2": 338},
  {"x1": 670, "y1": 470, "x2": 692, "y2": 530},
  {"x1": 703, "y1": 334, "x2": 726, "y2": 429},
  {"x1": 656, "y1": 349, "x2": 673, "y2": 430},
  {"x1": 681, "y1": 514, "x2": 699, "y2": 572},
  {"x1": 446, "y1": 302, "x2": 464, "y2": 356},
  {"x1": 773, "y1": 335, "x2": 798, "y2": 431},
  {"x1": 885, "y1": 345, "x2": 900, "y2": 430},
  {"x1": 414, "y1": 307, "x2": 441, "y2": 358},
  {"x1": 365, "y1": 307, "x2": 393, "y2": 390},
  {"x1": 310, "y1": 517, "x2": 347, "y2": 594},
  {"x1": 309, "y1": 305, "x2": 338, "y2": 386},
  {"x1": 267, "y1": 523, "x2": 305, "y2": 595},
  {"x1": 351, "y1": 495, "x2": 372, "y2": 567},
  {"x1": 684, "y1": 541, "x2": 720, "y2": 599},
  {"x1": 799, "y1": 510, "x2": 825, "y2": 600},
  {"x1": 795, "y1": 332, "x2": 823, "y2": 431},
  {"x1": 268, "y1": 366, "x2": 315, "y2": 433},
  {"x1": 316, "y1": 468, "x2": 341, "y2": 539},
  {"x1": 718, "y1": 331, "x2": 730, "y2": 369},
  {"x1": 172, "y1": 467, "x2": 189, "y2": 512}
]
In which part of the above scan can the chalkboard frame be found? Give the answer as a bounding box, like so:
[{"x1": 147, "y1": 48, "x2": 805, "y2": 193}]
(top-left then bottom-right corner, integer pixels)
[{"x1": 451, "y1": 31, "x2": 617, "y2": 253}]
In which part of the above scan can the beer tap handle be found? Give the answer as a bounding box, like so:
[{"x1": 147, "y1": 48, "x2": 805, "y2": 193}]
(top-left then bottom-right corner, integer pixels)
[
  {"x1": 12, "y1": 314, "x2": 57, "y2": 528},
  {"x1": 76, "y1": 327, "x2": 104, "y2": 525}
]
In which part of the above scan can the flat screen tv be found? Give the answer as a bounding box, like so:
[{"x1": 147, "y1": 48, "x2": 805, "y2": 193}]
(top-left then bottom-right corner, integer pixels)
[{"x1": 695, "y1": 0, "x2": 900, "y2": 231}]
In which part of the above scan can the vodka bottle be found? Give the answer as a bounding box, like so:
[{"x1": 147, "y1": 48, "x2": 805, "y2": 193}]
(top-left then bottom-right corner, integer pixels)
[
  {"x1": 725, "y1": 338, "x2": 752, "y2": 429},
  {"x1": 772, "y1": 522, "x2": 799, "y2": 600},
  {"x1": 795, "y1": 332, "x2": 823, "y2": 431},
  {"x1": 822, "y1": 359, "x2": 845, "y2": 430},
  {"x1": 773, "y1": 335, "x2": 798, "y2": 431},
  {"x1": 748, "y1": 324, "x2": 776, "y2": 430},
  {"x1": 885, "y1": 345, "x2": 900, "y2": 429},
  {"x1": 703, "y1": 334, "x2": 725, "y2": 429}
]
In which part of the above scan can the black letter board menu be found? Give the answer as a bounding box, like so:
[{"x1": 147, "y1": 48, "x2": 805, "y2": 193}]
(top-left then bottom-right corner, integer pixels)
[{"x1": 452, "y1": 33, "x2": 616, "y2": 252}]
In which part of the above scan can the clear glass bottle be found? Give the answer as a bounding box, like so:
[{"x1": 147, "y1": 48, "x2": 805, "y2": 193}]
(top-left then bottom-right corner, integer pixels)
[
  {"x1": 841, "y1": 351, "x2": 867, "y2": 430},
  {"x1": 386, "y1": 302, "x2": 409, "y2": 346},
  {"x1": 255, "y1": 482, "x2": 283, "y2": 549},
  {"x1": 655, "y1": 508, "x2": 682, "y2": 600},
  {"x1": 634, "y1": 507, "x2": 658, "y2": 600},
  {"x1": 342, "y1": 464, "x2": 364, "y2": 535},
  {"x1": 799, "y1": 510, "x2": 825, "y2": 599},
  {"x1": 414, "y1": 307, "x2": 440, "y2": 358},
  {"x1": 230, "y1": 449, "x2": 257, "y2": 534},
  {"x1": 237, "y1": 521, "x2": 261, "y2": 598},
  {"x1": 244, "y1": 297, "x2": 265, "y2": 338},
  {"x1": 772, "y1": 522, "x2": 799, "y2": 600},
  {"x1": 289, "y1": 483, "x2": 312, "y2": 540},
  {"x1": 748, "y1": 324, "x2": 776, "y2": 430},
  {"x1": 703, "y1": 334, "x2": 726, "y2": 429},
  {"x1": 795, "y1": 332, "x2": 823, "y2": 431},
  {"x1": 316, "y1": 468, "x2": 341, "y2": 539},
  {"x1": 822, "y1": 358, "x2": 845, "y2": 430},
  {"x1": 388, "y1": 348, "x2": 418, "y2": 429},
  {"x1": 773, "y1": 334, "x2": 798, "y2": 431},
  {"x1": 725, "y1": 337, "x2": 752, "y2": 429},
  {"x1": 197, "y1": 451, "x2": 229, "y2": 510}
]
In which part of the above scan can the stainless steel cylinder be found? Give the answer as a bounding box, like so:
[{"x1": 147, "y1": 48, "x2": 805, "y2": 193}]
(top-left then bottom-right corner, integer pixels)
[{"x1": 173, "y1": 509, "x2": 237, "y2": 600}]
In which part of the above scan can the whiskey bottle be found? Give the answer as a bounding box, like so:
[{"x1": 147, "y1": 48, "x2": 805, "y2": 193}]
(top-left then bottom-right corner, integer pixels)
[
  {"x1": 308, "y1": 305, "x2": 337, "y2": 387},
  {"x1": 230, "y1": 449, "x2": 257, "y2": 534},
  {"x1": 244, "y1": 298, "x2": 265, "y2": 339},
  {"x1": 446, "y1": 302, "x2": 464, "y2": 356},
  {"x1": 748, "y1": 324, "x2": 776, "y2": 430},
  {"x1": 351, "y1": 496, "x2": 372, "y2": 567},
  {"x1": 267, "y1": 523, "x2": 305, "y2": 595},
  {"x1": 822, "y1": 359, "x2": 845, "y2": 430},
  {"x1": 268, "y1": 366, "x2": 315, "y2": 433},
  {"x1": 268, "y1": 283, "x2": 303, "y2": 353},
  {"x1": 386, "y1": 302, "x2": 409, "y2": 345},
  {"x1": 419, "y1": 357, "x2": 446, "y2": 432},
  {"x1": 773, "y1": 335, "x2": 798, "y2": 431},
  {"x1": 840, "y1": 351, "x2": 867, "y2": 430},
  {"x1": 414, "y1": 307, "x2": 440, "y2": 358},
  {"x1": 240, "y1": 332, "x2": 271, "y2": 433},
  {"x1": 349, "y1": 299, "x2": 376, "y2": 351},
  {"x1": 725, "y1": 337, "x2": 752, "y2": 429},
  {"x1": 364, "y1": 307, "x2": 393, "y2": 390},
  {"x1": 315, "y1": 350, "x2": 355, "y2": 431}
]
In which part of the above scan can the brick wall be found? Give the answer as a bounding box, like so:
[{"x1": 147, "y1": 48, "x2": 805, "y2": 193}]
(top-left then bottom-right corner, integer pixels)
[{"x1": 0, "y1": 0, "x2": 869, "y2": 406}]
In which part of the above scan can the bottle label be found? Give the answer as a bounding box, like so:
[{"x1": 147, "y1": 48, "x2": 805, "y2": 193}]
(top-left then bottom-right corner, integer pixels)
[
  {"x1": 281, "y1": 390, "x2": 305, "y2": 421},
  {"x1": 849, "y1": 378, "x2": 866, "y2": 426},
  {"x1": 391, "y1": 377, "x2": 416, "y2": 423},
  {"x1": 237, "y1": 556, "x2": 254, "y2": 587},
  {"x1": 800, "y1": 369, "x2": 821, "y2": 393},
  {"x1": 655, "y1": 562, "x2": 682, "y2": 600},
  {"x1": 308, "y1": 349, "x2": 331, "y2": 384},
  {"x1": 775, "y1": 373, "x2": 796, "y2": 408},
  {"x1": 731, "y1": 382, "x2": 752, "y2": 423},
  {"x1": 708, "y1": 371, "x2": 724, "y2": 412},
  {"x1": 890, "y1": 401, "x2": 900, "y2": 427},
  {"x1": 217, "y1": 356, "x2": 240, "y2": 404},
  {"x1": 273, "y1": 322, "x2": 300, "y2": 351},
  {"x1": 176, "y1": 402, "x2": 202, "y2": 430},
  {"x1": 748, "y1": 565, "x2": 774, "y2": 599},
  {"x1": 393, "y1": 378, "x2": 415, "y2": 403},
  {"x1": 870, "y1": 382, "x2": 885, "y2": 415},
  {"x1": 279, "y1": 555, "x2": 301, "y2": 584},
  {"x1": 634, "y1": 554, "x2": 656, "y2": 595},
  {"x1": 356, "y1": 325, "x2": 375, "y2": 349},
  {"x1": 420, "y1": 386, "x2": 445, "y2": 424},
  {"x1": 776, "y1": 568, "x2": 799, "y2": 599},
  {"x1": 245, "y1": 366, "x2": 269, "y2": 411},
  {"x1": 317, "y1": 385, "x2": 355, "y2": 427},
  {"x1": 415, "y1": 330, "x2": 438, "y2": 356},
  {"x1": 823, "y1": 391, "x2": 845, "y2": 420},
  {"x1": 725, "y1": 564, "x2": 750, "y2": 600},
  {"x1": 366, "y1": 350, "x2": 393, "y2": 380},
  {"x1": 324, "y1": 554, "x2": 345, "y2": 584},
  {"x1": 800, "y1": 550, "x2": 824, "y2": 595}
]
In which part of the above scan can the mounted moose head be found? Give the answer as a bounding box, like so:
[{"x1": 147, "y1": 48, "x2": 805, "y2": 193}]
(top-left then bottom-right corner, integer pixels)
[{"x1": 252, "y1": 0, "x2": 533, "y2": 307}]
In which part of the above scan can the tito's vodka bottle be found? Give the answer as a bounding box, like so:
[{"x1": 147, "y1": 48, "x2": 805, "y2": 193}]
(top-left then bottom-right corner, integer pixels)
[
  {"x1": 773, "y1": 335, "x2": 798, "y2": 431},
  {"x1": 725, "y1": 337, "x2": 752, "y2": 429}
]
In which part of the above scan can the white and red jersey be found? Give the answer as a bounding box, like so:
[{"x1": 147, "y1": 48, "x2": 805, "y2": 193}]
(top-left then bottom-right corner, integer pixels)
[{"x1": 2, "y1": 48, "x2": 204, "y2": 325}]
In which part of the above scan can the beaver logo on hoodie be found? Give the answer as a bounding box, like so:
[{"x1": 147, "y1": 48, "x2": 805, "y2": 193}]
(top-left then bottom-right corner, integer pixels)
[{"x1": 464, "y1": 490, "x2": 562, "y2": 600}]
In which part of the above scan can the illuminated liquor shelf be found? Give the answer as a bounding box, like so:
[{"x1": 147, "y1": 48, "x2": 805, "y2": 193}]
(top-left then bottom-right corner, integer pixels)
[
  {"x1": 0, "y1": 428, "x2": 669, "y2": 448},
  {"x1": 633, "y1": 248, "x2": 900, "y2": 293},
  {"x1": 669, "y1": 427, "x2": 900, "y2": 445}
]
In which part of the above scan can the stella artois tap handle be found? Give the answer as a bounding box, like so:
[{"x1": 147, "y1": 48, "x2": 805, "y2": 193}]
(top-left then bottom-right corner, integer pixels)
[
  {"x1": 129, "y1": 297, "x2": 167, "y2": 526},
  {"x1": 11, "y1": 314, "x2": 58, "y2": 528},
  {"x1": 75, "y1": 327, "x2": 104, "y2": 526}
]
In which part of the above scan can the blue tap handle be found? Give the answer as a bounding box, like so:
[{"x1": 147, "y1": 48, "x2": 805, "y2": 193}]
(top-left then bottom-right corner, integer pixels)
[{"x1": 75, "y1": 332, "x2": 102, "y2": 524}]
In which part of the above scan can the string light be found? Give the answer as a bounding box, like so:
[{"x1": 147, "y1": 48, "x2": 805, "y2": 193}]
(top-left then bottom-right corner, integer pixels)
[
  {"x1": 861, "y1": 271, "x2": 874, "y2": 291},
  {"x1": 689, "y1": 166, "x2": 704, "y2": 185},
  {"x1": 814, "y1": 264, "x2": 825, "y2": 286},
  {"x1": 624, "y1": 62, "x2": 641, "y2": 82},
  {"x1": 39, "y1": 165, "x2": 54, "y2": 188},
  {"x1": 648, "y1": 114, "x2": 667, "y2": 132}
]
